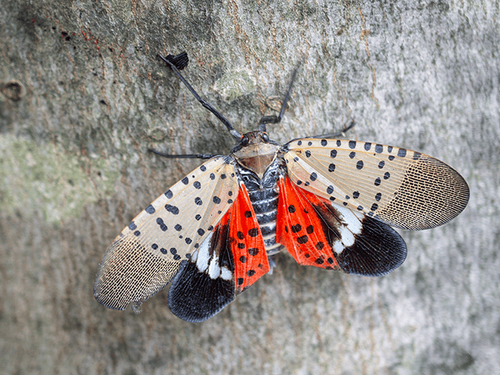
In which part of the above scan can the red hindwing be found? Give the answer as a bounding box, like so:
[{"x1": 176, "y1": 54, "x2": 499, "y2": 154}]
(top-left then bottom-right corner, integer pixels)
[
  {"x1": 276, "y1": 176, "x2": 341, "y2": 270},
  {"x1": 229, "y1": 184, "x2": 270, "y2": 293}
]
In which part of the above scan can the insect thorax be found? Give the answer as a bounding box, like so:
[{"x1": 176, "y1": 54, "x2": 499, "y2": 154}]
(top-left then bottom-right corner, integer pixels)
[{"x1": 234, "y1": 149, "x2": 286, "y2": 256}]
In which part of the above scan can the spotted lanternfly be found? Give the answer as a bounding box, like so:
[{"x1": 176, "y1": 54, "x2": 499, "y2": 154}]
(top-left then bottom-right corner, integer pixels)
[{"x1": 94, "y1": 52, "x2": 470, "y2": 322}]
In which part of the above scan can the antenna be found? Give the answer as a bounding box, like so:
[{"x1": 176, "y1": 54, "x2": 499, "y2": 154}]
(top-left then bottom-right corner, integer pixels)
[
  {"x1": 258, "y1": 60, "x2": 301, "y2": 133},
  {"x1": 158, "y1": 52, "x2": 242, "y2": 141}
]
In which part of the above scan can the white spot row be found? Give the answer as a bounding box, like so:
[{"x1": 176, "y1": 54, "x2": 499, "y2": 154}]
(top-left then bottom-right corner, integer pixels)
[
  {"x1": 194, "y1": 232, "x2": 232, "y2": 280},
  {"x1": 332, "y1": 205, "x2": 363, "y2": 254}
]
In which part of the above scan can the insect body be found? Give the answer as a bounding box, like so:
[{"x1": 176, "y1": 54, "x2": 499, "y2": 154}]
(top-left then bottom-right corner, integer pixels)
[{"x1": 94, "y1": 52, "x2": 469, "y2": 322}]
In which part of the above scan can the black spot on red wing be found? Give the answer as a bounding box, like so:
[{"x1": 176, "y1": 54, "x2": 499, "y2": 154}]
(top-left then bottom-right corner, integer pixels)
[
  {"x1": 248, "y1": 248, "x2": 259, "y2": 256},
  {"x1": 297, "y1": 235, "x2": 309, "y2": 244},
  {"x1": 291, "y1": 224, "x2": 302, "y2": 233},
  {"x1": 304, "y1": 253, "x2": 310, "y2": 258},
  {"x1": 182, "y1": 177, "x2": 189, "y2": 185},
  {"x1": 327, "y1": 257, "x2": 334, "y2": 264},
  {"x1": 285, "y1": 226, "x2": 289, "y2": 233},
  {"x1": 237, "y1": 278, "x2": 244, "y2": 285},
  {"x1": 244, "y1": 210, "x2": 252, "y2": 218},
  {"x1": 248, "y1": 228, "x2": 259, "y2": 237},
  {"x1": 247, "y1": 270, "x2": 256, "y2": 277},
  {"x1": 316, "y1": 242, "x2": 324, "y2": 250},
  {"x1": 239, "y1": 256, "x2": 247, "y2": 263},
  {"x1": 288, "y1": 205, "x2": 296, "y2": 213},
  {"x1": 238, "y1": 243, "x2": 245, "y2": 249},
  {"x1": 315, "y1": 258, "x2": 324, "y2": 265},
  {"x1": 237, "y1": 231, "x2": 245, "y2": 240},
  {"x1": 306, "y1": 225, "x2": 314, "y2": 234}
]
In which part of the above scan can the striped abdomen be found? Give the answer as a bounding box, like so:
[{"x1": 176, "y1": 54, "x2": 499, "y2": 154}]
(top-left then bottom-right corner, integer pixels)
[{"x1": 247, "y1": 186, "x2": 284, "y2": 256}]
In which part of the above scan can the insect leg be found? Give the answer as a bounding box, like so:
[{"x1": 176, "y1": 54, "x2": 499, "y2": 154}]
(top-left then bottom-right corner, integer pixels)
[
  {"x1": 305, "y1": 119, "x2": 356, "y2": 139},
  {"x1": 148, "y1": 148, "x2": 216, "y2": 160}
]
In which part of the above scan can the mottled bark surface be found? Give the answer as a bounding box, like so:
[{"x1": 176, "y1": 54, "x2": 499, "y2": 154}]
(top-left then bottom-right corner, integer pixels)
[{"x1": 1, "y1": 0, "x2": 498, "y2": 374}]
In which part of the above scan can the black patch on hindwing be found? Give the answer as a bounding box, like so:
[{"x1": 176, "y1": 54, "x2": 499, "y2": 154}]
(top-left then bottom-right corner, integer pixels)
[
  {"x1": 308, "y1": 200, "x2": 407, "y2": 277},
  {"x1": 335, "y1": 217, "x2": 407, "y2": 276},
  {"x1": 168, "y1": 223, "x2": 236, "y2": 322}
]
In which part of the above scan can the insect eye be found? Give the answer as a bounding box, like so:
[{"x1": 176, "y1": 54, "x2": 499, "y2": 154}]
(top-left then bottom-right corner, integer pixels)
[
  {"x1": 241, "y1": 136, "x2": 250, "y2": 146},
  {"x1": 261, "y1": 133, "x2": 270, "y2": 142}
]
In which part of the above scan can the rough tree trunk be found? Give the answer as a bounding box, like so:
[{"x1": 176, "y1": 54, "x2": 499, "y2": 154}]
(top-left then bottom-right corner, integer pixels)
[{"x1": 1, "y1": 0, "x2": 498, "y2": 374}]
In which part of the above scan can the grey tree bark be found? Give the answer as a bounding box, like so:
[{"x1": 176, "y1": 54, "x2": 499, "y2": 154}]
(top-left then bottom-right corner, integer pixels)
[{"x1": 1, "y1": 0, "x2": 498, "y2": 374}]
